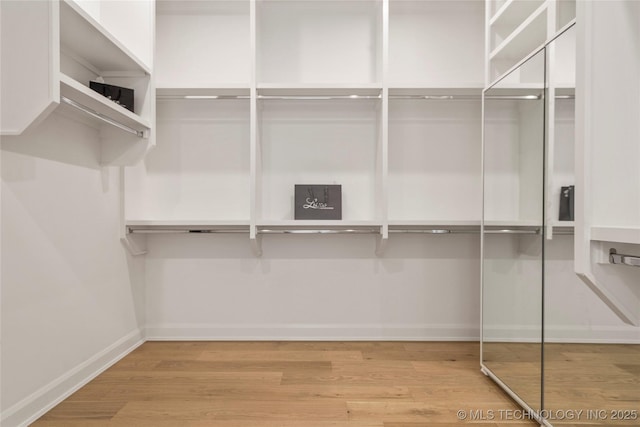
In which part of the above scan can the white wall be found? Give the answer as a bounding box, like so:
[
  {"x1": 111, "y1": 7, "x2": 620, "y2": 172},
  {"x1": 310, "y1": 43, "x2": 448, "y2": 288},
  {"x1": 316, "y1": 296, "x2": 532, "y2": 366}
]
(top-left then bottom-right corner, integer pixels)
[
  {"x1": 145, "y1": 233, "x2": 481, "y2": 340},
  {"x1": 0, "y1": 112, "x2": 145, "y2": 426}
]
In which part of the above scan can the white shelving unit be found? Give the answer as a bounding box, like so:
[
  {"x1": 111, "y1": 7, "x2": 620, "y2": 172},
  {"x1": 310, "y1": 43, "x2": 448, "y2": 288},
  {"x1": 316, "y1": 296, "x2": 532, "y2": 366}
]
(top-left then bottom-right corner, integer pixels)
[
  {"x1": 126, "y1": 0, "x2": 486, "y2": 254},
  {"x1": 486, "y1": 0, "x2": 576, "y2": 85},
  {"x1": 1, "y1": 0, "x2": 153, "y2": 161}
]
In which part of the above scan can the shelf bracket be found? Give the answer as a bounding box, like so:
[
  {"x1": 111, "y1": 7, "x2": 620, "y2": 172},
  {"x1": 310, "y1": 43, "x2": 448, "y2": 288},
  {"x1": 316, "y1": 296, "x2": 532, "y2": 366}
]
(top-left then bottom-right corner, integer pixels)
[
  {"x1": 375, "y1": 224, "x2": 388, "y2": 256},
  {"x1": 250, "y1": 226, "x2": 262, "y2": 257}
]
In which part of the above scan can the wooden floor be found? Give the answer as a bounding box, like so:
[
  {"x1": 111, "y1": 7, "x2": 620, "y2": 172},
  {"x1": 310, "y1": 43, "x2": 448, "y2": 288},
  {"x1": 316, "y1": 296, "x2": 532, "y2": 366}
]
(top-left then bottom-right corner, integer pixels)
[{"x1": 33, "y1": 341, "x2": 537, "y2": 426}]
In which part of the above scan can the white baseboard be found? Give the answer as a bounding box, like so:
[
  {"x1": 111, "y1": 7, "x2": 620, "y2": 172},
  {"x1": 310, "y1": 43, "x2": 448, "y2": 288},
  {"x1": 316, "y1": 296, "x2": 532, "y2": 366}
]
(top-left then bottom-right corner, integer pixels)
[
  {"x1": 145, "y1": 323, "x2": 481, "y2": 341},
  {"x1": 1, "y1": 329, "x2": 145, "y2": 427}
]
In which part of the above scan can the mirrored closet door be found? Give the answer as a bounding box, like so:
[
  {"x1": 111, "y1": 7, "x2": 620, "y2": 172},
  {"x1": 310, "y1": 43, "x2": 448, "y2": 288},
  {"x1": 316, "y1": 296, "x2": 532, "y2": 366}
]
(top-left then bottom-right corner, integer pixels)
[
  {"x1": 482, "y1": 20, "x2": 639, "y2": 426},
  {"x1": 482, "y1": 46, "x2": 546, "y2": 414}
]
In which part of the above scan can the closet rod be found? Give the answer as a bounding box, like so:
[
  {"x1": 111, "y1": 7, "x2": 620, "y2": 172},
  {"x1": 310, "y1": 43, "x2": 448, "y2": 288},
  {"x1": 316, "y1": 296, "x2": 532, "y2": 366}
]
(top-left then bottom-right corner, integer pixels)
[
  {"x1": 258, "y1": 95, "x2": 381, "y2": 100},
  {"x1": 484, "y1": 229, "x2": 540, "y2": 235},
  {"x1": 389, "y1": 229, "x2": 476, "y2": 234},
  {"x1": 156, "y1": 94, "x2": 572, "y2": 101},
  {"x1": 259, "y1": 229, "x2": 378, "y2": 234},
  {"x1": 609, "y1": 249, "x2": 640, "y2": 267},
  {"x1": 61, "y1": 96, "x2": 145, "y2": 137},
  {"x1": 390, "y1": 95, "x2": 545, "y2": 100},
  {"x1": 389, "y1": 95, "x2": 481, "y2": 100},
  {"x1": 128, "y1": 229, "x2": 249, "y2": 234},
  {"x1": 157, "y1": 95, "x2": 250, "y2": 100}
]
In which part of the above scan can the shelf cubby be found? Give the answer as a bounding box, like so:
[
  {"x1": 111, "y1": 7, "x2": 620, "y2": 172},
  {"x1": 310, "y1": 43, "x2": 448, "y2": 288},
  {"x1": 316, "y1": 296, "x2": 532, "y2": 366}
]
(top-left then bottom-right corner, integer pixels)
[
  {"x1": 126, "y1": 97, "x2": 250, "y2": 222},
  {"x1": 59, "y1": 73, "x2": 150, "y2": 134},
  {"x1": 257, "y1": 98, "x2": 381, "y2": 223},
  {"x1": 483, "y1": 86, "x2": 545, "y2": 226},
  {"x1": 389, "y1": 0, "x2": 484, "y2": 87},
  {"x1": 55, "y1": 0, "x2": 153, "y2": 141},
  {"x1": 388, "y1": 98, "x2": 481, "y2": 223},
  {"x1": 489, "y1": 0, "x2": 545, "y2": 53},
  {"x1": 257, "y1": 0, "x2": 382, "y2": 85},
  {"x1": 155, "y1": 0, "x2": 251, "y2": 88}
]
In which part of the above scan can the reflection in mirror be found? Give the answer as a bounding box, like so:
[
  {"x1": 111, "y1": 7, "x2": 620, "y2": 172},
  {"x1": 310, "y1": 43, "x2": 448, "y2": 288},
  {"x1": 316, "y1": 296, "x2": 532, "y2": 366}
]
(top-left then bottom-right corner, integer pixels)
[
  {"x1": 482, "y1": 47, "x2": 545, "y2": 413},
  {"x1": 544, "y1": 25, "x2": 640, "y2": 424}
]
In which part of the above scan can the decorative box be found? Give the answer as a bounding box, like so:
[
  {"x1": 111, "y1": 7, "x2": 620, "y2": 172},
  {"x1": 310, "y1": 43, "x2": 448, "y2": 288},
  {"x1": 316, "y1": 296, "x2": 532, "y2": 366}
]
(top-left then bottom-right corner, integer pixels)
[{"x1": 294, "y1": 185, "x2": 342, "y2": 220}]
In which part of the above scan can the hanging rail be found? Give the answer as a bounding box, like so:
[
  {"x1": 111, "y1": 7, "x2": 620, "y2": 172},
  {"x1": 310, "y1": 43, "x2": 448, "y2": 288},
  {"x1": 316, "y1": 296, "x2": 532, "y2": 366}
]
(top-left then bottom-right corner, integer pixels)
[
  {"x1": 127, "y1": 226, "x2": 575, "y2": 235},
  {"x1": 128, "y1": 228, "x2": 249, "y2": 234},
  {"x1": 258, "y1": 95, "x2": 382, "y2": 100},
  {"x1": 258, "y1": 228, "x2": 378, "y2": 234},
  {"x1": 157, "y1": 95, "x2": 251, "y2": 100},
  {"x1": 156, "y1": 94, "x2": 574, "y2": 101},
  {"x1": 61, "y1": 96, "x2": 145, "y2": 137}
]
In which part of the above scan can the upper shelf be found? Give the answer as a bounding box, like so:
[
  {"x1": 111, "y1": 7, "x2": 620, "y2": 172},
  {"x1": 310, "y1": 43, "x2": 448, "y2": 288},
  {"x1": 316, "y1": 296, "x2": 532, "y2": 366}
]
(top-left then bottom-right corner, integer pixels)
[
  {"x1": 591, "y1": 227, "x2": 640, "y2": 245},
  {"x1": 60, "y1": 0, "x2": 150, "y2": 75},
  {"x1": 490, "y1": 0, "x2": 545, "y2": 33},
  {"x1": 257, "y1": 84, "x2": 382, "y2": 97},
  {"x1": 389, "y1": 84, "x2": 484, "y2": 97},
  {"x1": 157, "y1": 86, "x2": 251, "y2": 98},
  {"x1": 490, "y1": 2, "x2": 547, "y2": 62},
  {"x1": 127, "y1": 220, "x2": 250, "y2": 233}
]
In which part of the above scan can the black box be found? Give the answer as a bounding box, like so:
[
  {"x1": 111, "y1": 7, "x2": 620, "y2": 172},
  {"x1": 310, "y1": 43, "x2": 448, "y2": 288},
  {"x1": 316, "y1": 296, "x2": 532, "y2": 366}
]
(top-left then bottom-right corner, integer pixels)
[
  {"x1": 89, "y1": 81, "x2": 134, "y2": 113},
  {"x1": 559, "y1": 185, "x2": 574, "y2": 221},
  {"x1": 295, "y1": 185, "x2": 342, "y2": 220}
]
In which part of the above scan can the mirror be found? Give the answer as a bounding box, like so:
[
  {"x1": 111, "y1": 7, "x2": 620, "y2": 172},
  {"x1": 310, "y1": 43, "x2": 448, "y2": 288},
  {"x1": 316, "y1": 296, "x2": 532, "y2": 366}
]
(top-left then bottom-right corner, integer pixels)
[
  {"x1": 482, "y1": 47, "x2": 546, "y2": 412},
  {"x1": 544, "y1": 24, "x2": 640, "y2": 423}
]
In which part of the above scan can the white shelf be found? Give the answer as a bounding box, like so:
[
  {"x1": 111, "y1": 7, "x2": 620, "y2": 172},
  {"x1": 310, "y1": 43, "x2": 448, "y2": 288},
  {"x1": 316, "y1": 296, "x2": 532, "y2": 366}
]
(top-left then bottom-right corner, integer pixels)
[
  {"x1": 486, "y1": 84, "x2": 544, "y2": 94},
  {"x1": 389, "y1": 220, "x2": 480, "y2": 227},
  {"x1": 484, "y1": 220, "x2": 541, "y2": 227},
  {"x1": 127, "y1": 220, "x2": 250, "y2": 232},
  {"x1": 60, "y1": 0, "x2": 149, "y2": 74},
  {"x1": 157, "y1": 87, "x2": 251, "y2": 98},
  {"x1": 257, "y1": 220, "x2": 381, "y2": 229},
  {"x1": 257, "y1": 84, "x2": 382, "y2": 96},
  {"x1": 389, "y1": 85, "x2": 484, "y2": 96},
  {"x1": 591, "y1": 227, "x2": 640, "y2": 245},
  {"x1": 490, "y1": 2, "x2": 547, "y2": 62},
  {"x1": 550, "y1": 221, "x2": 575, "y2": 227},
  {"x1": 490, "y1": 0, "x2": 545, "y2": 31},
  {"x1": 59, "y1": 73, "x2": 151, "y2": 132}
]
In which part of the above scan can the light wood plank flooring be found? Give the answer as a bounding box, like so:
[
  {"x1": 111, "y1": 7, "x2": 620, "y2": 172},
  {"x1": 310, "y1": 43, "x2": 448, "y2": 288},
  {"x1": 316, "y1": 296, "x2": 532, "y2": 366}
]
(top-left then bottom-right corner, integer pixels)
[
  {"x1": 32, "y1": 341, "x2": 532, "y2": 426},
  {"x1": 32, "y1": 341, "x2": 637, "y2": 426}
]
